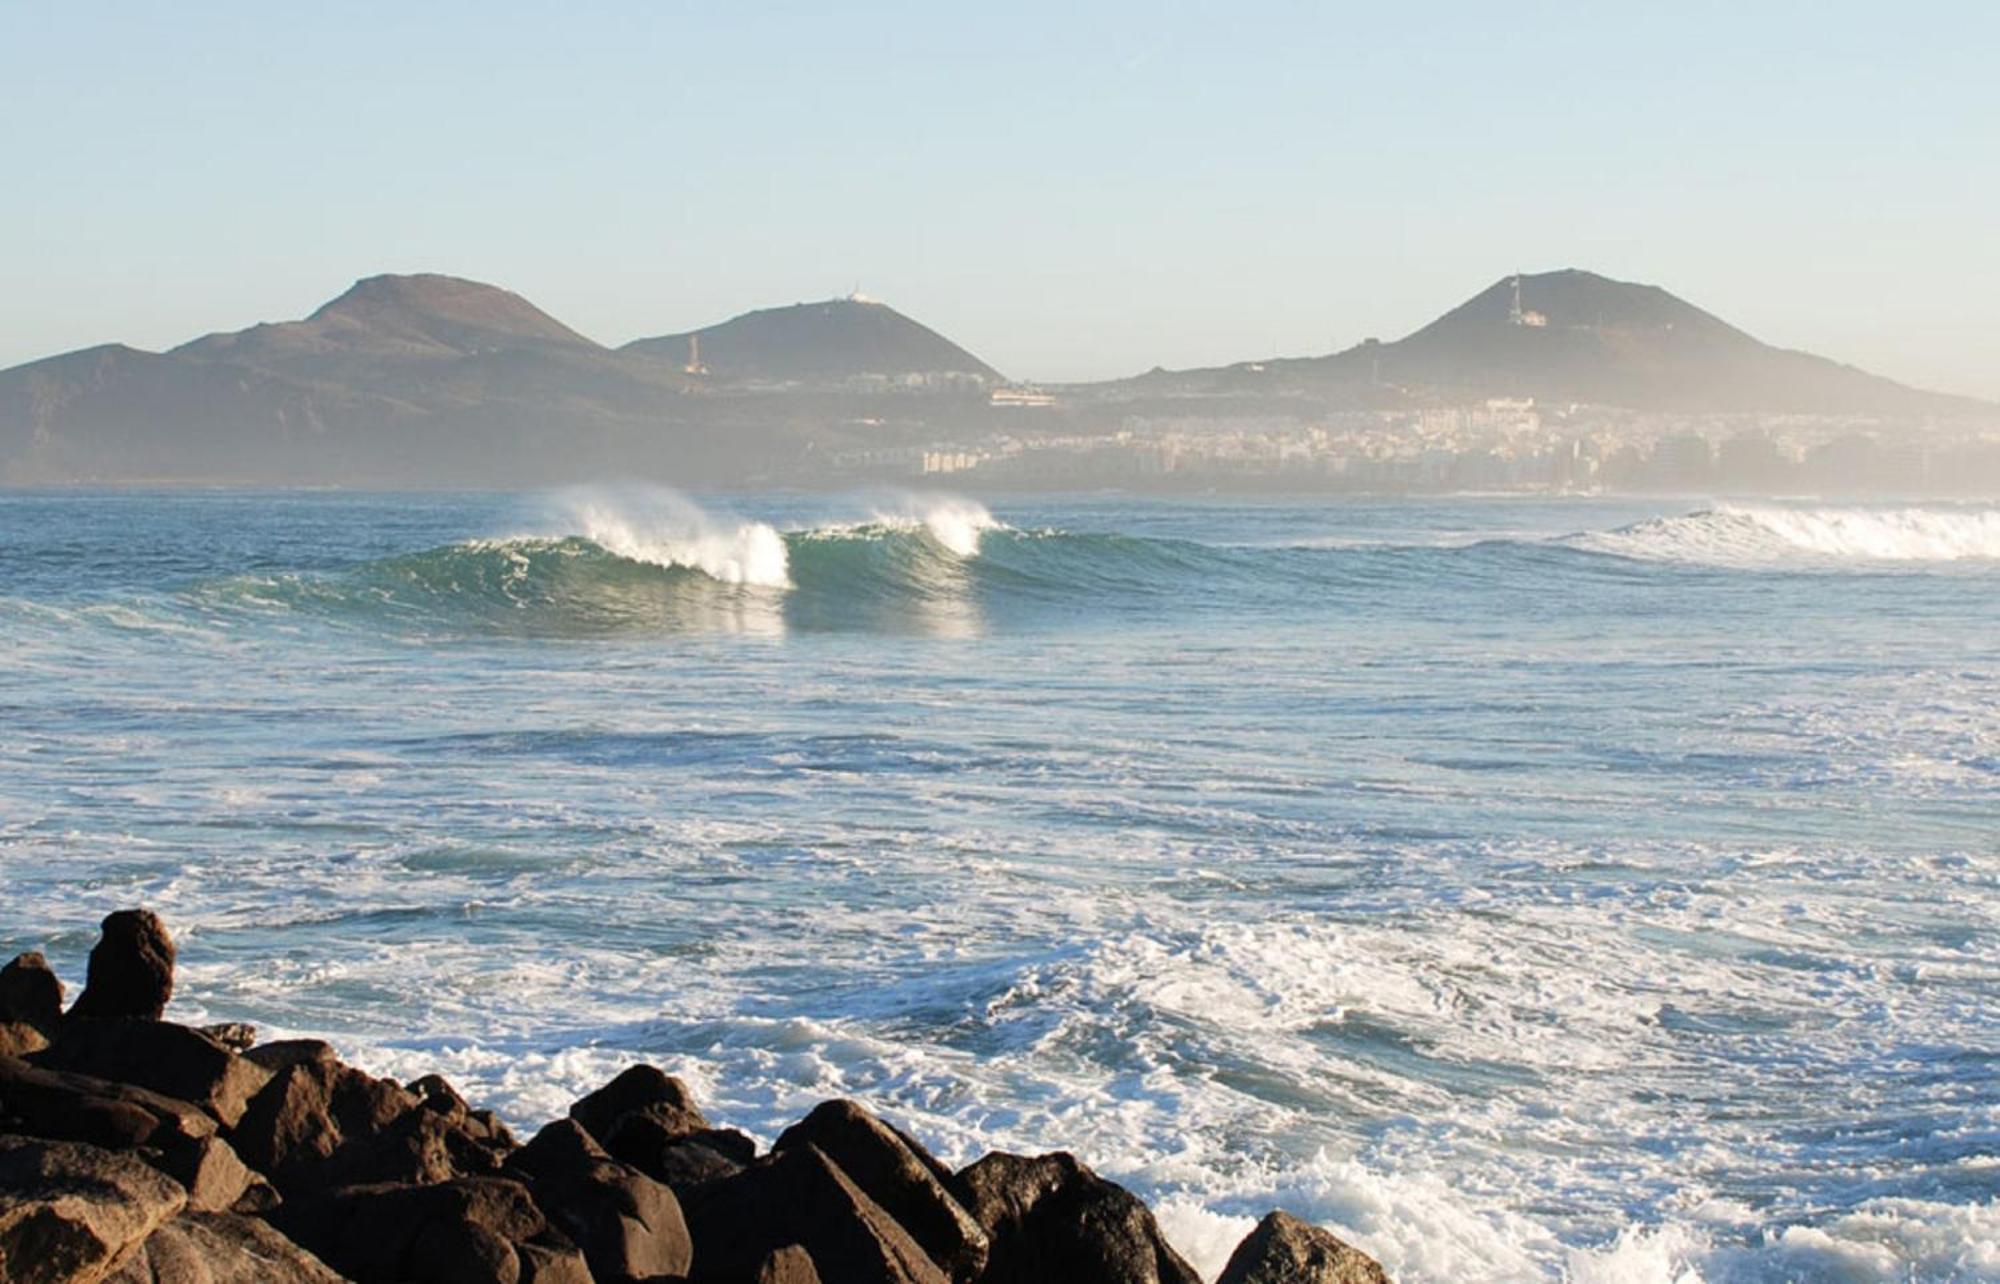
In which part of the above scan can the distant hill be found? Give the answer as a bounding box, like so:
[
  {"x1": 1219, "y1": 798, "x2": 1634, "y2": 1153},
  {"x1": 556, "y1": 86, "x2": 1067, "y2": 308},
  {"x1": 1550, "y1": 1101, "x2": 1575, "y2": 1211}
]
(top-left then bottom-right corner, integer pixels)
[
  {"x1": 1123, "y1": 269, "x2": 1987, "y2": 417},
  {"x1": 0, "y1": 275, "x2": 703, "y2": 485},
  {"x1": 625, "y1": 297, "x2": 1003, "y2": 386},
  {"x1": 0, "y1": 267, "x2": 1987, "y2": 486},
  {"x1": 174, "y1": 273, "x2": 596, "y2": 363}
]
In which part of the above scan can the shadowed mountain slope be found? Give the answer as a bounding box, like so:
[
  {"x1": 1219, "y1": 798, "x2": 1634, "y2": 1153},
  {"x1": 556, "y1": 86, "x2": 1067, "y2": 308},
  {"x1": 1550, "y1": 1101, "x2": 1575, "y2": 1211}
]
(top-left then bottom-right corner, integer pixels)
[
  {"x1": 625, "y1": 297, "x2": 1003, "y2": 385},
  {"x1": 1128, "y1": 269, "x2": 1985, "y2": 416}
]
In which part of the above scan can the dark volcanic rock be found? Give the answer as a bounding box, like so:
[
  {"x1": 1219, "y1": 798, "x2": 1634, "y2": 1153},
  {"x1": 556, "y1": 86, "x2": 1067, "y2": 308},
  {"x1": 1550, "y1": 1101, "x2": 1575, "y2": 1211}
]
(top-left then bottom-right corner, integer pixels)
[
  {"x1": 952, "y1": 1151, "x2": 1202, "y2": 1284},
  {"x1": 753, "y1": 1243, "x2": 822, "y2": 1283},
  {"x1": 0, "y1": 1135, "x2": 187, "y2": 1283},
  {"x1": 510, "y1": 1117, "x2": 692, "y2": 1283},
  {"x1": 31, "y1": 1021, "x2": 271, "y2": 1128},
  {"x1": 0, "y1": 1054, "x2": 219, "y2": 1152},
  {"x1": 0, "y1": 952, "x2": 65, "y2": 1035},
  {"x1": 271, "y1": 1174, "x2": 563, "y2": 1284},
  {"x1": 143, "y1": 1134, "x2": 271, "y2": 1215},
  {"x1": 103, "y1": 1210, "x2": 346, "y2": 1283},
  {"x1": 0, "y1": 1022, "x2": 49, "y2": 1058},
  {"x1": 682, "y1": 1142, "x2": 949, "y2": 1284},
  {"x1": 618, "y1": 1127, "x2": 749, "y2": 1196},
  {"x1": 1217, "y1": 1211, "x2": 1392, "y2": 1284},
  {"x1": 774, "y1": 1099, "x2": 987, "y2": 1281},
  {"x1": 68, "y1": 911, "x2": 176, "y2": 1022},
  {"x1": 242, "y1": 1039, "x2": 337, "y2": 1074},
  {"x1": 230, "y1": 1058, "x2": 422, "y2": 1191},
  {"x1": 599, "y1": 1109, "x2": 753, "y2": 1193},
  {"x1": 196, "y1": 1023, "x2": 257, "y2": 1053},
  {"x1": 568, "y1": 1064, "x2": 709, "y2": 1148}
]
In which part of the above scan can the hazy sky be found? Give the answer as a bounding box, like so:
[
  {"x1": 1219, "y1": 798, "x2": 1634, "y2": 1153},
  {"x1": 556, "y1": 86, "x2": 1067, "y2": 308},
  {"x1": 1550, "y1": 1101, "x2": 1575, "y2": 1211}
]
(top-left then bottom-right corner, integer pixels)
[{"x1": 3, "y1": 2, "x2": 1995, "y2": 395}]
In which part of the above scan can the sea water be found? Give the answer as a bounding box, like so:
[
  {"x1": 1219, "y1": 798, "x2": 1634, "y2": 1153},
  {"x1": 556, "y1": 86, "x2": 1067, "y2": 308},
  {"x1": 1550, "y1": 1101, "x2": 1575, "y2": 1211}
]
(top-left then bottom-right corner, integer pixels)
[{"x1": 0, "y1": 488, "x2": 1994, "y2": 1282}]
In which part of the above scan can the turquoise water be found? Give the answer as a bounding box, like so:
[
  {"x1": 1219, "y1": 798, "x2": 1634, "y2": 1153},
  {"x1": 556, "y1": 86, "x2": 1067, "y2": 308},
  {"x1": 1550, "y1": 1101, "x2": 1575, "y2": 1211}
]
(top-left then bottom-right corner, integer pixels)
[{"x1": 1, "y1": 488, "x2": 1995, "y2": 1281}]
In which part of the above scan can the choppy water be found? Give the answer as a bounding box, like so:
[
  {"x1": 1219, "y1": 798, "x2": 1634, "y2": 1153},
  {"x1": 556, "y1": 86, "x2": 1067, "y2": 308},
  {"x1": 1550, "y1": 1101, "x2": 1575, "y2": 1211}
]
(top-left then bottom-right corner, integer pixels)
[{"x1": 1, "y1": 488, "x2": 1995, "y2": 1282}]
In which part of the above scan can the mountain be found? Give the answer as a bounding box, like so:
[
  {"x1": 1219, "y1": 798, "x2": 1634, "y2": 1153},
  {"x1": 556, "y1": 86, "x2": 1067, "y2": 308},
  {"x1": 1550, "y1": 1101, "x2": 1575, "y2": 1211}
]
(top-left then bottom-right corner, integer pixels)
[
  {"x1": 624, "y1": 296, "x2": 1003, "y2": 386},
  {"x1": 173, "y1": 273, "x2": 596, "y2": 363},
  {"x1": 0, "y1": 275, "x2": 720, "y2": 485},
  {"x1": 1125, "y1": 269, "x2": 1985, "y2": 417}
]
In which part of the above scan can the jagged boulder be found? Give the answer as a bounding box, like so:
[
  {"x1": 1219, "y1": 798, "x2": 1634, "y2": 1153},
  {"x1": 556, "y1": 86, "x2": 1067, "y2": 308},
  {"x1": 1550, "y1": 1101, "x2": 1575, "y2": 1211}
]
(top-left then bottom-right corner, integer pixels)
[
  {"x1": 774, "y1": 1100, "x2": 987, "y2": 1282},
  {"x1": 682, "y1": 1142, "x2": 949, "y2": 1284},
  {"x1": 0, "y1": 1135, "x2": 187, "y2": 1284},
  {"x1": 568, "y1": 1064, "x2": 709, "y2": 1147},
  {"x1": 242, "y1": 1041, "x2": 336, "y2": 1075},
  {"x1": 1216, "y1": 1211, "x2": 1391, "y2": 1284},
  {"x1": 141, "y1": 1136, "x2": 272, "y2": 1215},
  {"x1": 270, "y1": 1175, "x2": 578, "y2": 1284},
  {"x1": 0, "y1": 952, "x2": 65, "y2": 1035},
  {"x1": 67, "y1": 912, "x2": 175, "y2": 1023},
  {"x1": 31, "y1": 1022, "x2": 270, "y2": 1129},
  {"x1": 952, "y1": 1151, "x2": 1201, "y2": 1284},
  {"x1": 0, "y1": 1023, "x2": 50, "y2": 1057},
  {"x1": 599, "y1": 1112, "x2": 753, "y2": 1193},
  {"x1": 0, "y1": 1055, "x2": 218, "y2": 1152},
  {"x1": 228, "y1": 1058, "x2": 421, "y2": 1191},
  {"x1": 509, "y1": 1117, "x2": 692, "y2": 1282},
  {"x1": 753, "y1": 1244, "x2": 821, "y2": 1283},
  {"x1": 102, "y1": 1211, "x2": 346, "y2": 1283}
]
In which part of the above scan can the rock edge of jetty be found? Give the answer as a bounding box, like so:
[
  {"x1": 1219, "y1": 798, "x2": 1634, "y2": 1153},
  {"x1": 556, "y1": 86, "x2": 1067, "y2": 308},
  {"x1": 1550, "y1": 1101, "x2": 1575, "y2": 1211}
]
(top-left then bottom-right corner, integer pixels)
[{"x1": 0, "y1": 910, "x2": 1391, "y2": 1284}]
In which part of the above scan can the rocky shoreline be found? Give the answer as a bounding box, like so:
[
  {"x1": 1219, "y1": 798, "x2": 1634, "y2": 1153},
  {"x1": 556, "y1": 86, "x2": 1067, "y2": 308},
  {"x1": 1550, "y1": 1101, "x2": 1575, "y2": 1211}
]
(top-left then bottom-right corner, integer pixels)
[{"x1": 0, "y1": 911, "x2": 1391, "y2": 1284}]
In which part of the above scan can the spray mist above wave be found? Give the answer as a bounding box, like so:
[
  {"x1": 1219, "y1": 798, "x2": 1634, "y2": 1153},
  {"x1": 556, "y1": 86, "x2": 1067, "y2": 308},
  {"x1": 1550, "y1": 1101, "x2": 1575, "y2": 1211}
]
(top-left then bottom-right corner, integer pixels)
[
  {"x1": 552, "y1": 489, "x2": 793, "y2": 588},
  {"x1": 1574, "y1": 504, "x2": 2000, "y2": 567}
]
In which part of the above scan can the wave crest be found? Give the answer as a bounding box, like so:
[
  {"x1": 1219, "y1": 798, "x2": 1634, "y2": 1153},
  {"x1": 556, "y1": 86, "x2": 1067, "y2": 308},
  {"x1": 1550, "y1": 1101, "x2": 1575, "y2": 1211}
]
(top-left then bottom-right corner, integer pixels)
[{"x1": 1576, "y1": 505, "x2": 2000, "y2": 566}]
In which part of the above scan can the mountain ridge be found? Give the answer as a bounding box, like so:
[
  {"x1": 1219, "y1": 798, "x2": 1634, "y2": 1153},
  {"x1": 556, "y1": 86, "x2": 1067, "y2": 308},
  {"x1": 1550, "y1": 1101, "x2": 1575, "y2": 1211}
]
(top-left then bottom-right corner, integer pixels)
[
  {"x1": 624, "y1": 296, "x2": 1004, "y2": 385},
  {"x1": 0, "y1": 268, "x2": 1990, "y2": 486},
  {"x1": 1126, "y1": 268, "x2": 1983, "y2": 416}
]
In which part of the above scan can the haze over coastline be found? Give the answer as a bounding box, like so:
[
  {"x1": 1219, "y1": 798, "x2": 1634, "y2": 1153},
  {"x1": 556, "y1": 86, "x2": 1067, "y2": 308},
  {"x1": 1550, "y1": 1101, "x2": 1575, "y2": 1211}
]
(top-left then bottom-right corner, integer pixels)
[
  {"x1": 2, "y1": 4, "x2": 1996, "y2": 397},
  {"x1": 3, "y1": 5, "x2": 1997, "y2": 1283}
]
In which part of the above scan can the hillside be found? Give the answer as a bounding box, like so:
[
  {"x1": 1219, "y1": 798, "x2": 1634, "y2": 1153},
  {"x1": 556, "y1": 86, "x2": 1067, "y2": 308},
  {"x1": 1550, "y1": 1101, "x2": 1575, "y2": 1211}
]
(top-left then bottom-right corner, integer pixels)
[
  {"x1": 1123, "y1": 269, "x2": 1986, "y2": 417},
  {"x1": 625, "y1": 296, "x2": 1003, "y2": 386}
]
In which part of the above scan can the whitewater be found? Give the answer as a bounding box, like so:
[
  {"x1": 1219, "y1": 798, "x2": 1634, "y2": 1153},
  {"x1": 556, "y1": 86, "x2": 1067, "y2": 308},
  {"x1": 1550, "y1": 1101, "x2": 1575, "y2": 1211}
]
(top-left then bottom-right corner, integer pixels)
[{"x1": 1, "y1": 490, "x2": 1995, "y2": 1282}]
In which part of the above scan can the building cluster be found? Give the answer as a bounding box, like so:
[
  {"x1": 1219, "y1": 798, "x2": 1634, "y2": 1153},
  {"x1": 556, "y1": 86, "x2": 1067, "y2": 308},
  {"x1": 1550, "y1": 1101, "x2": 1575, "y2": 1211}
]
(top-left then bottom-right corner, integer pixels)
[{"x1": 826, "y1": 399, "x2": 2000, "y2": 495}]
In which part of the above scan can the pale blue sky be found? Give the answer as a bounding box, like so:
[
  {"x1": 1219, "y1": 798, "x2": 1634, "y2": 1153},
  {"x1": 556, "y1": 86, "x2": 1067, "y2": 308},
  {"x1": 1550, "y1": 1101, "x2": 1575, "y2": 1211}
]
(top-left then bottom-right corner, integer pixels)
[{"x1": 3, "y1": 2, "x2": 1995, "y2": 394}]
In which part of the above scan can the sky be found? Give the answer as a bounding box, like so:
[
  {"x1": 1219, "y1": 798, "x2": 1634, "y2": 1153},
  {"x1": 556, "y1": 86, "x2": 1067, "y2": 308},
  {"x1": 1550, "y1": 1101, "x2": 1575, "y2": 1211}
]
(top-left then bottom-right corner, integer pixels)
[{"x1": 2, "y1": 2, "x2": 1996, "y2": 396}]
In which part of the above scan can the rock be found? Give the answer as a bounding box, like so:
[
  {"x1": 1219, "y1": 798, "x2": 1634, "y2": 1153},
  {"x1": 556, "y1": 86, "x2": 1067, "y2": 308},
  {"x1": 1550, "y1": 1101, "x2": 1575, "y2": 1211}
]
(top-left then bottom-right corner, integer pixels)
[
  {"x1": 0, "y1": 1055, "x2": 218, "y2": 1152},
  {"x1": 1216, "y1": 1211, "x2": 1391, "y2": 1284},
  {"x1": 0, "y1": 1135, "x2": 187, "y2": 1284},
  {"x1": 774, "y1": 1100, "x2": 987, "y2": 1282},
  {"x1": 952, "y1": 1151, "x2": 1202, "y2": 1284},
  {"x1": 0, "y1": 1022, "x2": 50, "y2": 1057},
  {"x1": 0, "y1": 952, "x2": 65, "y2": 1035},
  {"x1": 141, "y1": 1137, "x2": 271, "y2": 1216},
  {"x1": 270, "y1": 1175, "x2": 549, "y2": 1284},
  {"x1": 515, "y1": 1240, "x2": 593, "y2": 1284},
  {"x1": 619, "y1": 1129, "x2": 748, "y2": 1196},
  {"x1": 753, "y1": 1244, "x2": 821, "y2": 1284},
  {"x1": 67, "y1": 912, "x2": 175, "y2": 1023},
  {"x1": 242, "y1": 1041, "x2": 336, "y2": 1075},
  {"x1": 409, "y1": 1073, "x2": 516, "y2": 1152},
  {"x1": 31, "y1": 1022, "x2": 270, "y2": 1129},
  {"x1": 568, "y1": 1064, "x2": 709, "y2": 1148},
  {"x1": 229, "y1": 1059, "x2": 420, "y2": 1190},
  {"x1": 682, "y1": 1142, "x2": 949, "y2": 1284},
  {"x1": 510, "y1": 1117, "x2": 692, "y2": 1283},
  {"x1": 194, "y1": 1025, "x2": 256, "y2": 1053},
  {"x1": 599, "y1": 1111, "x2": 750, "y2": 1192},
  {"x1": 101, "y1": 1211, "x2": 346, "y2": 1283}
]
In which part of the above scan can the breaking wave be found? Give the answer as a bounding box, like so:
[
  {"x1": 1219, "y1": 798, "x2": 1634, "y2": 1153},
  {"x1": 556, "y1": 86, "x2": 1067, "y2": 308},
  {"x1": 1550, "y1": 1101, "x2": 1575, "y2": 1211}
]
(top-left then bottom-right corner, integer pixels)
[
  {"x1": 183, "y1": 497, "x2": 2000, "y2": 637},
  {"x1": 1573, "y1": 504, "x2": 2000, "y2": 567}
]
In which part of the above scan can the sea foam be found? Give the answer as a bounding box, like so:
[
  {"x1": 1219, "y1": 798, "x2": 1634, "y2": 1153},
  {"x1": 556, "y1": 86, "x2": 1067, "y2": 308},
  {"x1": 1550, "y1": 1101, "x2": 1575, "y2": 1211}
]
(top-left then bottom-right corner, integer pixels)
[
  {"x1": 556, "y1": 488, "x2": 793, "y2": 588},
  {"x1": 1579, "y1": 504, "x2": 2000, "y2": 566}
]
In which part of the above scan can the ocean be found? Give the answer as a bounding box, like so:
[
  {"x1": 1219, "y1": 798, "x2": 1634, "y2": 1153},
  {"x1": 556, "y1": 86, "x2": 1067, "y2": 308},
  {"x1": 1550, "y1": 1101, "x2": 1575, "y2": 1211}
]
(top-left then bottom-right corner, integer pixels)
[{"x1": 0, "y1": 488, "x2": 1994, "y2": 1282}]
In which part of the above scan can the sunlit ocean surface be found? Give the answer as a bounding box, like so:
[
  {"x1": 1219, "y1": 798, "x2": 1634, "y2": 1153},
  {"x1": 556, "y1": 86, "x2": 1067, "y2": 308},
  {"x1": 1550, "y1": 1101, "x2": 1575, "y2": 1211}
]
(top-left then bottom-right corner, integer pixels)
[{"x1": 1, "y1": 488, "x2": 1995, "y2": 1282}]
